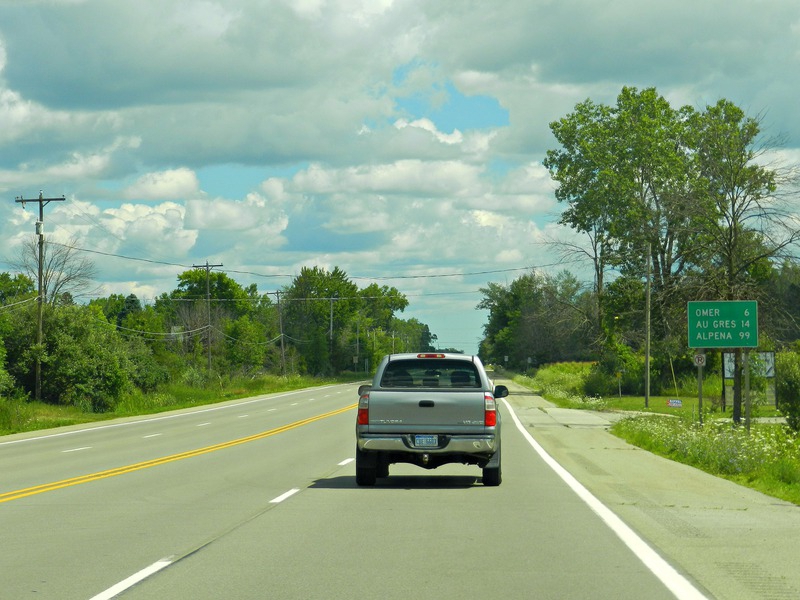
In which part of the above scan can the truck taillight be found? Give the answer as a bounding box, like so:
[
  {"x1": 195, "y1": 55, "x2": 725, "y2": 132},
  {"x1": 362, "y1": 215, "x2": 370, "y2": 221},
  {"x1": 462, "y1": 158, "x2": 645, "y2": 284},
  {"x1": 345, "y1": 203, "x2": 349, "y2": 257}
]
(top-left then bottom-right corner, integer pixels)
[
  {"x1": 484, "y1": 393, "x2": 497, "y2": 427},
  {"x1": 357, "y1": 394, "x2": 369, "y2": 425}
]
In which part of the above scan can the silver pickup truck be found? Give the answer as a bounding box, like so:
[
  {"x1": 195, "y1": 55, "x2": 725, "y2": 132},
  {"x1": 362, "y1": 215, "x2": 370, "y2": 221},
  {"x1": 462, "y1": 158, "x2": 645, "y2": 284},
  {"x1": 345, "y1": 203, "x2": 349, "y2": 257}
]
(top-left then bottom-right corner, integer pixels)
[{"x1": 355, "y1": 352, "x2": 509, "y2": 486}]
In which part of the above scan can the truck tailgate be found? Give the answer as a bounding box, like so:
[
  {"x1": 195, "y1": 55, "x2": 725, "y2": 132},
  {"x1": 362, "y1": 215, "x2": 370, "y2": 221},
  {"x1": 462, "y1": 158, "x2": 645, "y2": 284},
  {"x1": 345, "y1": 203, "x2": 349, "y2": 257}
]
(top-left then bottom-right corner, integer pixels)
[{"x1": 367, "y1": 390, "x2": 486, "y2": 433}]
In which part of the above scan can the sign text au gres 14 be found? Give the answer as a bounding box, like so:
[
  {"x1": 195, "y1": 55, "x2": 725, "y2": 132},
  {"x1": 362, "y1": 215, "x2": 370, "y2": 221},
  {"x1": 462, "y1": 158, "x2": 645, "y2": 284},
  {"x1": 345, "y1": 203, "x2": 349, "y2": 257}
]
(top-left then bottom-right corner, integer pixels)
[{"x1": 687, "y1": 301, "x2": 758, "y2": 349}]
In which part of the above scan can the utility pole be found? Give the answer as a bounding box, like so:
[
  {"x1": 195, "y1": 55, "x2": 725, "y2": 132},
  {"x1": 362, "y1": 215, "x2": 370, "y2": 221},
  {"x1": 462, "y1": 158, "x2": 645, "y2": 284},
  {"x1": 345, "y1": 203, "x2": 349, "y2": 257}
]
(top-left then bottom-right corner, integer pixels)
[
  {"x1": 276, "y1": 290, "x2": 286, "y2": 375},
  {"x1": 193, "y1": 261, "x2": 223, "y2": 371},
  {"x1": 329, "y1": 292, "x2": 338, "y2": 362},
  {"x1": 645, "y1": 242, "x2": 651, "y2": 409},
  {"x1": 15, "y1": 191, "x2": 65, "y2": 401}
]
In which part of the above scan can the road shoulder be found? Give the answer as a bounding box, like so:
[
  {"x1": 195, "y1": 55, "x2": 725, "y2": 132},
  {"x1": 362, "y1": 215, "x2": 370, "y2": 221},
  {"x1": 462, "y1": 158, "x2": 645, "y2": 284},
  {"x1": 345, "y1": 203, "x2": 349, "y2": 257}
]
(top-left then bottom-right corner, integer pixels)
[{"x1": 502, "y1": 379, "x2": 800, "y2": 600}]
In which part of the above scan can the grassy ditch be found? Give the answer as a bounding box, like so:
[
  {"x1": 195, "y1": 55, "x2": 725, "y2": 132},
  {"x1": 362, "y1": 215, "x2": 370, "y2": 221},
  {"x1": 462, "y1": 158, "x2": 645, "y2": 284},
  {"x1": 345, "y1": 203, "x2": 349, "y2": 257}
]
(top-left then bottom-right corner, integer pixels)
[
  {"x1": 0, "y1": 372, "x2": 365, "y2": 436},
  {"x1": 511, "y1": 362, "x2": 800, "y2": 505}
]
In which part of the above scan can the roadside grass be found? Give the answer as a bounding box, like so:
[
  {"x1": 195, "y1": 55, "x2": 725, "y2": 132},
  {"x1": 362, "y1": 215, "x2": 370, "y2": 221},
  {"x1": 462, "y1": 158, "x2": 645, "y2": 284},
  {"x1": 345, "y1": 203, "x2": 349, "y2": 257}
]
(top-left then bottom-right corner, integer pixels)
[
  {"x1": 0, "y1": 399, "x2": 112, "y2": 434},
  {"x1": 0, "y1": 372, "x2": 365, "y2": 436},
  {"x1": 613, "y1": 415, "x2": 800, "y2": 505},
  {"x1": 511, "y1": 362, "x2": 800, "y2": 506}
]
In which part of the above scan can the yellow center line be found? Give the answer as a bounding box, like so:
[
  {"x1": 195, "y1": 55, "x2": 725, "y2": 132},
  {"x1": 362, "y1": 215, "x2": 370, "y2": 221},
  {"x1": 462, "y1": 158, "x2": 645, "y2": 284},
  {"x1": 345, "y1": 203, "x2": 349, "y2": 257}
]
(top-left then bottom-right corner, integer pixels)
[{"x1": 1, "y1": 403, "x2": 356, "y2": 504}]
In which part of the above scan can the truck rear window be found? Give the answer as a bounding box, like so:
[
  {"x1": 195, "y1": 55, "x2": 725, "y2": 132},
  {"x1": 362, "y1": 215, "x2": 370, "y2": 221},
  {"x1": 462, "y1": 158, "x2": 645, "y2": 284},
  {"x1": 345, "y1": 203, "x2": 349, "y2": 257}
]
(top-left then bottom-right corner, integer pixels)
[{"x1": 380, "y1": 359, "x2": 481, "y2": 388}]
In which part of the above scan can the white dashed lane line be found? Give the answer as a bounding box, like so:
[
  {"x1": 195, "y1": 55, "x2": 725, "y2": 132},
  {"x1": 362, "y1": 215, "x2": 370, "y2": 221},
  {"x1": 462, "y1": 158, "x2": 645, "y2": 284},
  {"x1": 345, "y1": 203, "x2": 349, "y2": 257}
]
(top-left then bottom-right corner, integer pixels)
[
  {"x1": 270, "y1": 488, "x2": 301, "y2": 504},
  {"x1": 62, "y1": 447, "x2": 92, "y2": 453},
  {"x1": 89, "y1": 558, "x2": 173, "y2": 600},
  {"x1": 91, "y1": 456, "x2": 351, "y2": 599}
]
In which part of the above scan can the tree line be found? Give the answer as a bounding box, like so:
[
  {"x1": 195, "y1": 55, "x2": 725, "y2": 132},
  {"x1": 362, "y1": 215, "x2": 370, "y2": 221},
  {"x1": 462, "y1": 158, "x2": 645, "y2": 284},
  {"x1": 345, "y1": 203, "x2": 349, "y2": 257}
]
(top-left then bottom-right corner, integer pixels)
[
  {"x1": 479, "y1": 87, "x2": 800, "y2": 423},
  {"x1": 0, "y1": 264, "x2": 437, "y2": 412}
]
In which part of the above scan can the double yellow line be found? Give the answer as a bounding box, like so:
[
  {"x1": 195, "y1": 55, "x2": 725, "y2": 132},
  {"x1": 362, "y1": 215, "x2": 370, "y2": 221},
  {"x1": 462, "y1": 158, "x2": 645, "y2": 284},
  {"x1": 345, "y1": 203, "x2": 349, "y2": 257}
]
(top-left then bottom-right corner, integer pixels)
[{"x1": 1, "y1": 403, "x2": 356, "y2": 504}]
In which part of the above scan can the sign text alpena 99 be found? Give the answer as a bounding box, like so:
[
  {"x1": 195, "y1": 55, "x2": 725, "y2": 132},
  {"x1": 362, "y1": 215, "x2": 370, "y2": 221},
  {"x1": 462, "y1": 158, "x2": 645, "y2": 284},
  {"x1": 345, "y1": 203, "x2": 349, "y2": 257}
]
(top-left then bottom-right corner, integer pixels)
[{"x1": 687, "y1": 300, "x2": 758, "y2": 349}]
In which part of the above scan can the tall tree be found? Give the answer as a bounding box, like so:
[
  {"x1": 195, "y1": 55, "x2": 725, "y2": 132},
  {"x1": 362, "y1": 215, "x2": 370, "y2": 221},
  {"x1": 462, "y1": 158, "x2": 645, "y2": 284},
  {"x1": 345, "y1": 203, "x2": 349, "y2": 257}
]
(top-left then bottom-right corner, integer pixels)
[
  {"x1": 546, "y1": 87, "x2": 702, "y2": 352},
  {"x1": 359, "y1": 283, "x2": 409, "y2": 330},
  {"x1": 544, "y1": 98, "x2": 616, "y2": 337},
  {"x1": 478, "y1": 271, "x2": 593, "y2": 368},
  {"x1": 171, "y1": 269, "x2": 253, "y2": 319},
  {"x1": 281, "y1": 266, "x2": 360, "y2": 373},
  {"x1": 12, "y1": 237, "x2": 98, "y2": 305},
  {"x1": 546, "y1": 88, "x2": 799, "y2": 420},
  {"x1": 0, "y1": 273, "x2": 35, "y2": 305},
  {"x1": 691, "y1": 99, "x2": 800, "y2": 421}
]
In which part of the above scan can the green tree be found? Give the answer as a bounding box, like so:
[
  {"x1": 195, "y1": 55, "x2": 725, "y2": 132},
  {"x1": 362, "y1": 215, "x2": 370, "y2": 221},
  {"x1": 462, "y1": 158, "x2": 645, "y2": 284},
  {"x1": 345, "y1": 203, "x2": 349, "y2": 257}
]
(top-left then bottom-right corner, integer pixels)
[
  {"x1": 171, "y1": 268, "x2": 253, "y2": 319},
  {"x1": 545, "y1": 88, "x2": 800, "y2": 417},
  {"x1": 0, "y1": 337, "x2": 14, "y2": 398},
  {"x1": 41, "y1": 305, "x2": 131, "y2": 411},
  {"x1": 159, "y1": 269, "x2": 257, "y2": 372},
  {"x1": 224, "y1": 315, "x2": 272, "y2": 375},
  {"x1": 478, "y1": 271, "x2": 593, "y2": 369},
  {"x1": 359, "y1": 283, "x2": 409, "y2": 330},
  {"x1": 0, "y1": 272, "x2": 35, "y2": 304},
  {"x1": 764, "y1": 261, "x2": 800, "y2": 343},
  {"x1": 544, "y1": 97, "x2": 616, "y2": 337},
  {"x1": 281, "y1": 266, "x2": 360, "y2": 373},
  {"x1": 90, "y1": 293, "x2": 142, "y2": 327},
  {"x1": 690, "y1": 99, "x2": 800, "y2": 422},
  {"x1": 546, "y1": 87, "x2": 702, "y2": 354}
]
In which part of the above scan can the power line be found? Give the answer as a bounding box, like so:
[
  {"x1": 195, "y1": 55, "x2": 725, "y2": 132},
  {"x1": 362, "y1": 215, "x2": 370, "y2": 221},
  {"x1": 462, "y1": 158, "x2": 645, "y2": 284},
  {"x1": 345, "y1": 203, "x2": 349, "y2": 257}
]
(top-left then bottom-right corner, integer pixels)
[
  {"x1": 48, "y1": 240, "x2": 561, "y2": 282},
  {"x1": 48, "y1": 242, "x2": 195, "y2": 270},
  {"x1": 0, "y1": 297, "x2": 37, "y2": 311}
]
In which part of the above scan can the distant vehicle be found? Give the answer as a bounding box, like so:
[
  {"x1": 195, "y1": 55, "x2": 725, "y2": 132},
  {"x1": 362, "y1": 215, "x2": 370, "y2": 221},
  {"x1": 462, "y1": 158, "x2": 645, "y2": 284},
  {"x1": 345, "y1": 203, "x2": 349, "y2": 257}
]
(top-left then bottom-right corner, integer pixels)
[{"x1": 355, "y1": 353, "x2": 508, "y2": 486}]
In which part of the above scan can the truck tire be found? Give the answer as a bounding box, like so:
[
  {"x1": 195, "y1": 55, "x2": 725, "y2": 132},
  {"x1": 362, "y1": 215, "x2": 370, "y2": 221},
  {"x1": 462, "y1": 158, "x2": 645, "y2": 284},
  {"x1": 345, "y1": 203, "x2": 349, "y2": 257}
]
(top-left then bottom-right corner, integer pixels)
[
  {"x1": 482, "y1": 447, "x2": 502, "y2": 486},
  {"x1": 482, "y1": 464, "x2": 502, "y2": 486},
  {"x1": 376, "y1": 456, "x2": 390, "y2": 478},
  {"x1": 356, "y1": 447, "x2": 377, "y2": 486}
]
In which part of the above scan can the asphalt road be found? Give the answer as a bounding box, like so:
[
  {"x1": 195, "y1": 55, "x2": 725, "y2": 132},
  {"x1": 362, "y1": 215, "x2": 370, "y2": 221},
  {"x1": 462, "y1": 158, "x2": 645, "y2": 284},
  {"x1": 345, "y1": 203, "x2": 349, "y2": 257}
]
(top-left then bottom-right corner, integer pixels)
[{"x1": 2, "y1": 379, "x2": 792, "y2": 599}]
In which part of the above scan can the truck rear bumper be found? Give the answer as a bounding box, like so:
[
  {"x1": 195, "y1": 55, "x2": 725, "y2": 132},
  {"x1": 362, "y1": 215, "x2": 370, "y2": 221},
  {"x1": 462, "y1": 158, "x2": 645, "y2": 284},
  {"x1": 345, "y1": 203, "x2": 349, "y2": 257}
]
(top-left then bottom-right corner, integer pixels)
[{"x1": 357, "y1": 434, "x2": 497, "y2": 455}]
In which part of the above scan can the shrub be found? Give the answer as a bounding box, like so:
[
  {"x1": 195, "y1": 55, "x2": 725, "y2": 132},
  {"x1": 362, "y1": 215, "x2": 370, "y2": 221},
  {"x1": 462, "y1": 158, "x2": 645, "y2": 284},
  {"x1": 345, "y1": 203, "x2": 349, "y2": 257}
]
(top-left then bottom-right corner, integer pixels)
[
  {"x1": 0, "y1": 338, "x2": 14, "y2": 399},
  {"x1": 776, "y1": 351, "x2": 800, "y2": 431},
  {"x1": 181, "y1": 365, "x2": 209, "y2": 388},
  {"x1": 43, "y1": 306, "x2": 130, "y2": 412},
  {"x1": 583, "y1": 369, "x2": 616, "y2": 397},
  {"x1": 593, "y1": 342, "x2": 644, "y2": 395}
]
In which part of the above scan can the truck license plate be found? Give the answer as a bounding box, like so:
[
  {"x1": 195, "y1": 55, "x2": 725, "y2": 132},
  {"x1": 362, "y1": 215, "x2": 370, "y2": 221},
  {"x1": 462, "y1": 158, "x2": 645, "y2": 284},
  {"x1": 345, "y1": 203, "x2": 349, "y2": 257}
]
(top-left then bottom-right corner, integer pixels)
[{"x1": 415, "y1": 434, "x2": 438, "y2": 447}]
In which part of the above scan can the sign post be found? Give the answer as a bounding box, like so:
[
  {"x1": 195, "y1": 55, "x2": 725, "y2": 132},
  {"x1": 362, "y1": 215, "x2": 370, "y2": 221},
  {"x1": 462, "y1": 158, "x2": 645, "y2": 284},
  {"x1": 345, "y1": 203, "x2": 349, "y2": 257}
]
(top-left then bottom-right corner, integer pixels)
[{"x1": 694, "y1": 353, "x2": 706, "y2": 424}]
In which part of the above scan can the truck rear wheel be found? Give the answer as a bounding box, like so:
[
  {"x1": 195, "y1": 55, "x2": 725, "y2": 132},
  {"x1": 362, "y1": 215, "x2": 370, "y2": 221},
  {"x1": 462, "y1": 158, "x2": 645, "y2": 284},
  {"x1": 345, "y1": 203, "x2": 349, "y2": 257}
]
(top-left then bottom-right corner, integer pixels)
[
  {"x1": 376, "y1": 456, "x2": 390, "y2": 478},
  {"x1": 482, "y1": 447, "x2": 502, "y2": 486},
  {"x1": 482, "y1": 464, "x2": 502, "y2": 486},
  {"x1": 356, "y1": 447, "x2": 377, "y2": 486}
]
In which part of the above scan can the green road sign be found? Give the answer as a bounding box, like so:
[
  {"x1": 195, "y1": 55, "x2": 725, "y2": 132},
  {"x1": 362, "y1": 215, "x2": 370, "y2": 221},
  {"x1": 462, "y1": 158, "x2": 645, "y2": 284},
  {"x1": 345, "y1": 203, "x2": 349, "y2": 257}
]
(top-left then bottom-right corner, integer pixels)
[{"x1": 687, "y1": 300, "x2": 758, "y2": 348}]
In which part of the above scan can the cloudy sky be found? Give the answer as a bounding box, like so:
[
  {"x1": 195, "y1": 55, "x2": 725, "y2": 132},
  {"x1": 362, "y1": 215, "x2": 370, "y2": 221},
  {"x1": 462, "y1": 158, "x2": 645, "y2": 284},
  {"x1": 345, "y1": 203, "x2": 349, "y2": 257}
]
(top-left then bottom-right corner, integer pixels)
[{"x1": 1, "y1": 0, "x2": 799, "y2": 354}]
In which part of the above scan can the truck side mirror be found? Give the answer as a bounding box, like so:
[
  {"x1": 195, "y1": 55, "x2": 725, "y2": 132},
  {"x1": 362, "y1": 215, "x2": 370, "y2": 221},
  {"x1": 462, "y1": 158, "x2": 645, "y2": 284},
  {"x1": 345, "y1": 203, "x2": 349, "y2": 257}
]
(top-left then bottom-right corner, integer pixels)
[{"x1": 493, "y1": 385, "x2": 509, "y2": 398}]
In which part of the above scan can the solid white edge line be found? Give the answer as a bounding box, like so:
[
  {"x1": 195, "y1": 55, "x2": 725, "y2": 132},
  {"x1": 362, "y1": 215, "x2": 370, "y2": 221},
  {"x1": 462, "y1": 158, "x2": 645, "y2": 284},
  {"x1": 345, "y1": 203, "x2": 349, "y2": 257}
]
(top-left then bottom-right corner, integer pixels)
[
  {"x1": 501, "y1": 398, "x2": 708, "y2": 600},
  {"x1": 89, "y1": 558, "x2": 172, "y2": 600},
  {"x1": 270, "y1": 488, "x2": 301, "y2": 503}
]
